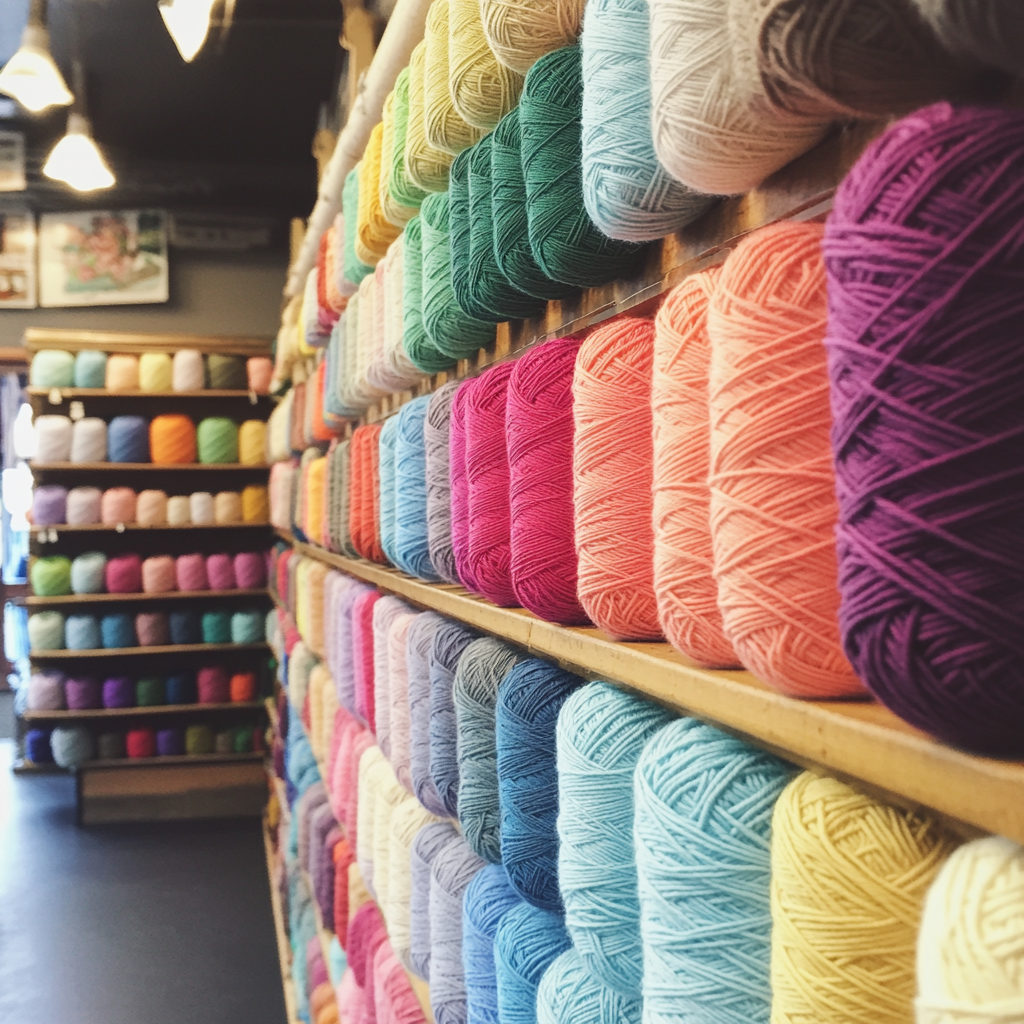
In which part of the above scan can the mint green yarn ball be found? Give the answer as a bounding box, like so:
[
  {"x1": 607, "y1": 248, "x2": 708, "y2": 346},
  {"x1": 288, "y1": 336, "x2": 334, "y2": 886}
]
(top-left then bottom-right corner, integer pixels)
[
  {"x1": 71, "y1": 551, "x2": 107, "y2": 594},
  {"x1": 31, "y1": 556, "x2": 72, "y2": 596},
  {"x1": 30, "y1": 350, "x2": 75, "y2": 388},
  {"x1": 201, "y1": 610, "x2": 232, "y2": 644},
  {"x1": 196, "y1": 418, "x2": 238, "y2": 464},
  {"x1": 230, "y1": 609, "x2": 264, "y2": 644},
  {"x1": 74, "y1": 351, "x2": 108, "y2": 388},
  {"x1": 343, "y1": 168, "x2": 374, "y2": 286},
  {"x1": 402, "y1": 216, "x2": 455, "y2": 374},
  {"x1": 29, "y1": 611, "x2": 66, "y2": 651}
]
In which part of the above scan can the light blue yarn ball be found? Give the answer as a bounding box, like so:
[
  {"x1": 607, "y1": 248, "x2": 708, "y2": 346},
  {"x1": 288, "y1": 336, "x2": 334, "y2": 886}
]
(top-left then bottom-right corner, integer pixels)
[
  {"x1": 556, "y1": 681, "x2": 675, "y2": 997},
  {"x1": 580, "y1": 0, "x2": 716, "y2": 242},
  {"x1": 230, "y1": 609, "x2": 264, "y2": 645},
  {"x1": 536, "y1": 948, "x2": 641, "y2": 1024},
  {"x1": 265, "y1": 609, "x2": 277, "y2": 643},
  {"x1": 634, "y1": 718, "x2": 796, "y2": 1024},
  {"x1": 495, "y1": 903, "x2": 572, "y2": 1024},
  {"x1": 100, "y1": 613, "x2": 137, "y2": 649},
  {"x1": 51, "y1": 724, "x2": 95, "y2": 768},
  {"x1": 28, "y1": 611, "x2": 65, "y2": 651},
  {"x1": 378, "y1": 414, "x2": 400, "y2": 566},
  {"x1": 394, "y1": 394, "x2": 442, "y2": 582},
  {"x1": 328, "y1": 936, "x2": 347, "y2": 987},
  {"x1": 74, "y1": 350, "x2": 108, "y2": 388},
  {"x1": 463, "y1": 864, "x2": 523, "y2": 1024},
  {"x1": 71, "y1": 551, "x2": 108, "y2": 594},
  {"x1": 65, "y1": 614, "x2": 102, "y2": 650},
  {"x1": 30, "y1": 349, "x2": 74, "y2": 388}
]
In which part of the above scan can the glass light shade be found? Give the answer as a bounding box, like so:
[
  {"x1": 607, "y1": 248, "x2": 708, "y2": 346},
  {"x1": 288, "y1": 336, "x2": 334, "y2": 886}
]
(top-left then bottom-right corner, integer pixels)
[
  {"x1": 0, "y1": 25, "x2": 74, "y2": 113},
  {"x1": 158, "y1": 0, "x2": 218, "y2": 62},
  {"x1": 43, "y1": 113, "x2": 115, "y2": 191}
]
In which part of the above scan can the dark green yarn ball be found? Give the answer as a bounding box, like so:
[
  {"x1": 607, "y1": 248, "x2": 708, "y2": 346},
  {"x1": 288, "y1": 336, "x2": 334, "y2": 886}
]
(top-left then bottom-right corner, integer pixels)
[{"x1": 402, "y1": 216, "x2": 456, "y2": 374}]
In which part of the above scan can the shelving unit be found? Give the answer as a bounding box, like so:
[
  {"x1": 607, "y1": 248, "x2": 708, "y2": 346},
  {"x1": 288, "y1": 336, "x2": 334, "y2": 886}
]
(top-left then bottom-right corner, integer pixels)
[
  {"x1": 29, "y1": 642, "x2": 270, "y2": 659},
  {"x1": 26, "y1": 589, "x2": 270, "y2": 606},
  {"x1": 23, "y1": 701, "x2": 265, "y2": 721},
  {"x1": 30, "y1": 463, "x2": 270, "y2": 472}
]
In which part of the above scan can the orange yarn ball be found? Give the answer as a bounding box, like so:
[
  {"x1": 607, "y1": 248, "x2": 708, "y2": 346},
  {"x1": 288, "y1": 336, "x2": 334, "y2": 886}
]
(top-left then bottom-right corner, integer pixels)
[
  {"x1": 150, "y1": 415, "x2": 197, "y2": 464},
  {"x1": 652, "y1": 269, "x2": 739, "y2": 669},
  {"x1": 707, "y1": 221, "x2": 864, "y2": 698},
  {"x1": 573, "y1": 316, "x2": 662, "y2": 640},
  {"x1": 230, "y1": 672, "x2": 256, "y2": 702},
  {"x1": 350, "y1": 425, "x2": 387, "y2": 564},
  {"x1": 242, "y1": 485, "x2": 269, "y2": 523}
]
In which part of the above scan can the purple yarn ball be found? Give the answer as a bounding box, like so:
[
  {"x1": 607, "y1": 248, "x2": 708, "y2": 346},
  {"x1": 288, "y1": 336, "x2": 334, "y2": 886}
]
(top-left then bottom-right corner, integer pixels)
[
  {"x1": 32, "y1": 485, "x2": 67, "y2": 526},
  {"x1": 156, "y1": 728, "x2": 185, "y2": 756},
  {"x1": 102, "y1": 676, "x2": 135, "y2": 709},
  {"x1": 65, "y1": 676, "x2": 102, "y2": 710}
]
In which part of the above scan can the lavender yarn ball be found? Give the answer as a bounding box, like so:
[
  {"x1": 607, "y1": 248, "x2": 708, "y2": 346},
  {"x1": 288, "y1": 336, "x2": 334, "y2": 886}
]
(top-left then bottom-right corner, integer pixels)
[
  {"x1": 157, "y1": 728, "x2": 185, "y2": 756},
  {"x1": 411, "y1": 821, "x2": 463, "y2": 982},
  {"x1": 103, "y1": 676, "x2": 135, "y2": 708},
  {"x1": 51, "y1": 725, "x2": 95, "y2": 769},
  {"x1": 107, "y1": 415, "x2": 150, "y2": 463},
  {"x1": 32, "y1": 485, "x2": 67, "y2": 526},
  {"x1": 64, "y1": 676, "x2": 101, "y2": 710},
  {"x1": 65, "y1": 614, "x2": 102, "y2": 650},
  {"x1": 408, "y1": 612, "x2": 449, "y2": 818},
  {"x1": 425, "y1": 382, "x2": 461, "y2": 584},
  {"x1": 27, "y1": 671, "x2": 66, "y2": 710}
]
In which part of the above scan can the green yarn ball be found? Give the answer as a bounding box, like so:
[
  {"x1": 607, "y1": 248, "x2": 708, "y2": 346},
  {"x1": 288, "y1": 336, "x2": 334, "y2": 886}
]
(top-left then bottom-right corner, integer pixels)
[
  {"x1": 196, "y1": 418, "x2": 238, "y2": 464},
  {"x1": 520, "y1": 45, "x2": 642, "y2": 288},
  {"x1": 389, "y1": 67, "x2": 429, "y2": 211},
  {"x1": 31, "y1": 556, "x2": 72, "y2": 596},
  {"x1": 232, "y1": 725, "x2": 254, "y2": 754},
  {"x1": 30, "y1": 350, "x2": 75, "y2": 388},
  {"x1": 449, "y1": 148, "x2": 500, "y2": 323},
  {"x1": 29, "y1": 611, "x2": 66, "y2": 651},
  {"x1": 185, "y1": 724, "x2": 214, "y2": 755},
  {"x1": 74, "y1": 351, "x2": 108, "y2": 388},
  {"x1": 135, "y1": 677, "x2": 166, "y2": 707},
  {"x1": 343, "y1": 168, "x2": 374, "y2": 286},
  {"x1": 420, "y1": 191, "x2": 496, "y2": 360},
  {"x1": 402, "y1": 216, "x2": 456, "y2": 374},
  {"x1": 230, "y1": 609, "x2": 264, "y2": 645},
  {"x1": 201, "y1": 610, "x2": 232, "y2": 644},
  {"x1": 206, "y1": 354, "x2": 246, "y2": 390}
]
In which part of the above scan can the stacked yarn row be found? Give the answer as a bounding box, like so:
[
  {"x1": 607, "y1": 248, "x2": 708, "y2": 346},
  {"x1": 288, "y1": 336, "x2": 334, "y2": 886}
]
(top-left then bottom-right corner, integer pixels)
[
  {"x1": 32, "y1": 412, "x2": 266, "y2": 466},
  {"x1": 267, "y1": 551, "x2": 1024, "y2": 1024},
  {"x1": 30, "y1": 550, "x2": 269, "y2": 596},
  {"x1": 29, "y1": 348, "x2": 273, "y2": 394},
  {"x1": 25, "y1": 666, "x2": 260, "y2": 710}
]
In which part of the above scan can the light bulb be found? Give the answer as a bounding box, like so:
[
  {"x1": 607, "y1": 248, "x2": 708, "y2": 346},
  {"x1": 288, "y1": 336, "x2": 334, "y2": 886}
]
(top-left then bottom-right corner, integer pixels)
[
  {"x1": 43, "y1": 113, "x2": 115, "y2": 192},
  {"x1": 0, "y1": 25, "x2": 73, "y2": 113},
  {"x1": 158, "y1": 0, "x2": 218, "y2": 62}
]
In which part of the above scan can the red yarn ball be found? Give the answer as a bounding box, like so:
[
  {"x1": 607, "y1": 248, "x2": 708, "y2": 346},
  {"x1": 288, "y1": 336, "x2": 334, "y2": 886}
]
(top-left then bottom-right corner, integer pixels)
[
  {"x1": 126, "y1": 728, "x2": 156, "y2": 759},
  {"x1": 197, "y1": 666, "x2": 230, "y2": 704}
]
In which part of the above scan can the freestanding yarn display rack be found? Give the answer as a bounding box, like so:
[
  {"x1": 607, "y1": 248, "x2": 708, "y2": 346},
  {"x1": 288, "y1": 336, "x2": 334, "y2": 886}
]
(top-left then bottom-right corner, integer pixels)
[{"x1": 22, "y1": 329, "x2": 275, "y2": 825}]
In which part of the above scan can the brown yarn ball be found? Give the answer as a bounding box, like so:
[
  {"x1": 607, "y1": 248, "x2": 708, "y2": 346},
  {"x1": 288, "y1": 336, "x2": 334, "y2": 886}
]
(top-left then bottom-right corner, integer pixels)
[{"x1": 911, "y1": 0, "x2": 1024, "y2": 75}]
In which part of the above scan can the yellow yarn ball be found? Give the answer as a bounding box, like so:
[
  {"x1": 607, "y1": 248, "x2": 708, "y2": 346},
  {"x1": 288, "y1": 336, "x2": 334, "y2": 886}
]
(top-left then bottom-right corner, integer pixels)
[
  {"x1": 479, "y1": 0, "x2": 587, "y2": 75},
  {"x1": 356, "y1": 122, "x2": 403, "y2": 267},
  {"x1": 139, "y1": 352, "x2": 173, "y2": 392},
  {"x1": 242, "y1": 484, "x2": 269, "y2": 523},
  {"x1": 916, "y1": 836, "x2": 1024, "y2": 1023},
  {"x1": 424, "y1": 0, "x2": 483, "y2": 156},
  {"x1": 237, "y1": 419, "x2": 267, "y2": 466},
  {"x1": 448, "y1": 0, "x2": 523, "y2": 130},
  {"x1": 404, "y1": 40, "x2": 454, "y2": 192},
  {"x1": 770, "y1": 772, "x2": 958, "y2": 1024},
  {"x1": 379, "y1": 89, "x2": 421, "y2": 230}
]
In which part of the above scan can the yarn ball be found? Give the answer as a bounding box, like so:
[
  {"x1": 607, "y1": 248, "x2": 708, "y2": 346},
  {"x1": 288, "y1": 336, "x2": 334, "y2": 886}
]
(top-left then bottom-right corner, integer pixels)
[
  {"x1": 27, "y1": 671, "x2": 65, "y2": 710},
  {"x1": 197, "y1": 418, "x2": 239, "y2": 464},
  {"x1": 479, "y1": 0, "x2": 585, "y2": 74},
  {"x1": 634, "y1": 719, "x2": 796, "y2": 1023},
  {"x1": 213, "y1": 730, "x2": 233, "y2": 753},
  {"x1": 449, "y1": 0, "x2": 523, "y2": 130},
  {"x1": 64, "y1": 676, "x2": 101, "y2": 710},
  {"x1": 411, "y1": 821, "x2": 461, "y2": 981},
  {"x1": 454, "y1": 638, "x2": 524, "y2": 863},
  {"x1": 32, "y1": 485, "x2": 67, "y2": 526},
  {"x1": 172, "y1": 349, "x2": 206, "y2": 391},
  {"x1": 506, "y1": 338, "x2": 587, "y2": 624},
  {"x1": 105, "y1": 553, "x2": 143, "y2": 594},
  {"x1": 135, "y1": 612, "x2": 170, "y2": 647},
  {"x1": 189, "y1": 491, "x2": 215, "y2": 524},
  {"x1": 73, "y1": 350, "x2": 107, "y2": 388},
  {"x1": 214, "y1": 491, "x2": 242, "y2": 524},
  {"x1": 97, "y1": 732, "x2": 126, "y2": 759},
  {"x1": 105, "y1": 354, "x2": 139, "y2": 391},
  {"x1": 424, "y1": 382, "x2": 460, "y2": 585},
  {"x1": 65, "y1": 614, "x2": 101, "y2": 650},
  {"x1": 243, "y1": 485, "x2": 270, "y2": 523},
  {"x1": 101, "y1": 486, "x2": 136, "y2": 524},
  {"x1": 102, "y1": 676, "x2": 135, "y2": 708},
  {"x1": 230, "y1": 672, "x2": 256, "y2": 702},
  {"x1": 69, "y1": 418, "x2": 107, "y2": 462},
  {"x1": 166, "y1": 495, "x2": 191, "y2": 525},
  {"x1": 423, "y1": 0, "x2": 483, "y2": 157},
  {"x1": 25, "y1": 729, "x2": 54, "y2": 764},
  {"x1": 157, "y1": 728, "x2": 185, "y2": 756},
  {"x1": 66, "y1": 486, "x2": 102, "y2": 525},
  {"x1": 652, "y1": 269, "x2": 738, "y2": 668},
  {"x1": 580, "y1": 0, "x2": 715, "y2": 242},
  {"x1": 141, "y1": 555, "x2": 176, "y2": 593},
  {"x1": 824, "y1": 103, "x2": 1024, "y2": 751},
  {"x1": 496, "y1": 660, "x2": 582, "y2": 911},
  {"x1": 150, "y1": 415, "x2": 196, "y2": 464},
  {"x1": 449, "y1": 382, "x2": 478, "y2": 592},
  {"x1": 206, "y1": 354, "x2": 247, "y2": 390},
  {"x1": 29, "y1": 611, "x2": 65, "y2": 651},
  {"x1": 536, "y1": 948, "x2": 641, "y2": 1024},
  {"x1": 166, "y1": 672, "x2": 197, "y2": 704},
  {"x1": 136, "y1": 489, "x2": 168, "y2": 526},
  {"x1": 913, "y1": 0, "x2": 1024, "y2": 75},
  {"x1": 573, "y1": 317, "x2": 661, "y2": 640},
  {"x1": 231, "y1": 610, "x2": 264, "y2": 644},
  {"x1": 31, "y1": 556, "x2": 72, "y2": 596},
  {"x1": 107, "y1": 415, "x2": 150, "y2": 463},
  {"x1": 34, "y1": 415, "x2": 73, "y2": 462},
  {"x1": 31, "y1": 349, "x2": 74, "y2": 387},
  {"x1": 379, "y1": 416, "x2": 401, "y2": 566},
  {"x1": 186, "y1": 724, "x2": 214, "y2": 754},
  {"x1": 463, "y1": 865, "x2": 523, "y2": 1024},
  {"x1": 139, "y1": 352, "x2": 173, "y2": 392},
  {"x1": 247, "y1": 356, "x2": 273, "y2": 394},
  {"x1": 449, "y1": 150, "x2": 498, "y2": 324},
  {"x1": 394, "y1": 396, "x2": 441, "y2": 582},
  {"x1": 402, "y1": 219, "x2": 452, "y2": 375},
  {"x1": 175, "y1": 553, "x2": 209, "y2": 592},
  {"x1": 494, "y1": 904, "x2": 572, "y2": 1024},
  {"x1": 201, "y1": 610, "x2": 232, "y2": 644},
  {"x1": 135, "y1": 676, "x2": 166, "y2": 706},
  {"x1": 126, "y1": 728, "x2": 156, "y2": 759},
  {"x1": 770, "y1": 771, "x2": 957, "y2": 1023},
  {"x1": 407, "y1": 612, "x2": 448, "y2": 817},
  {"x1": 233, "y1": 551, "x2": 266, "y2": 589},
  {"x1": 169, "y1": 610, "x2": 202, "y2": 645},
  {"x1": 206, "y1": 552, "x2": 236, "y2": 591},
  {"x1": 557, "y1": 682, "x2": 674, "y2": 996},
  {"x1": 520, "y1": 46, "x2": 641, "y2": 288},
  {"x1": 197, "y1": 666, "x2": 230, "y2": 703},
  {"x1": 238, "y1": 420, "x2": 267, "y2": 466},
  {"x1": 101, "y1": 613, "x2": 137, "y2": 649}
]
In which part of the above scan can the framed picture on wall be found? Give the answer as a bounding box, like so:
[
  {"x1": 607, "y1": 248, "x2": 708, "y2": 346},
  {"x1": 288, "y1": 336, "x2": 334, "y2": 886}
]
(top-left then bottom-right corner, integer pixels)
[
  {"x1": 0, "y1": 212, "x2": 37, "y2": 309},
  {"x1": 39, "y1": 209, "x2": 169, "y2": 307}
]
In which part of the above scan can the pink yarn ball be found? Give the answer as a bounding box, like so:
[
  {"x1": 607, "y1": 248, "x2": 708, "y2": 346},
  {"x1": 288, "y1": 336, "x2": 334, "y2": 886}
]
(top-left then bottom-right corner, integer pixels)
[
  {"x1": 141, "y1": 556, "x2": 177, "y2": 593},
  {"x1": 197, "y1": 665, "x2": 230, "y2": 703},
  {"x1": 449, "y1": 380, "x2": 479, "y2": 593},
  {"x1": 247, "y1": 356, "x2": 274, "y2": 394},
  {"x1": 175, "y1": 553, "x2": 209, "y2": 592},
  {"x1": 352, "y1": 590, "x2": 381, "y2": 732},
  {"x1": 206, "y1": 553, "x2": 236, "y2": 591},
  {"x1": 374, "y1": 944, "x2": 424, "y2": 1024},
  {"x1": 101, "y1": 487, "x2": 137, "y2": 525},
  {"x1": 135, "y1": 612, "x2": 170, "y2": 647},
  {"x1": 105, "y1": 554, "x2": 143, "y2": 593},
  {"x1": 233, "y1": 551, "x2": 267, "y2": 589},
  {"x1": 388, "y1": 614, "x2": 416, "y2": 793},
  {"x1": 343, "y1": 728, "x2": 375, "y2": 844}
]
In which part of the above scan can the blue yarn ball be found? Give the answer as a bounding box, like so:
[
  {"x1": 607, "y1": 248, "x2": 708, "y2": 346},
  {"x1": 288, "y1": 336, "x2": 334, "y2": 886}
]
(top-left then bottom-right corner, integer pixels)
[
  {"x1": 71, "y1": 552, "x2": 107, "y2": 594},
  {"x1": 328, "y1": 936, "x2": 347, "y2": 987},
  {"x1": 378, "y1": 414, "x2": 400, "y2": 566},
  {"x1": 495, "y1": 904, "x2": 572, "y2": 1024},
  {"x1": 497, "y1": 660, "x2": 583, "y2": 911},
  {"x1": 463, "y1": 865, "x2": 523, "y2": 1024},
  {"x1": 169, "y1": 610, "x2": 202, "y2": 645},
  {"x1": 107, "y1": 415, "x2": 150, "y2": 463},
  {"x1": 165, "y1": 673, "x2": 197, "y2": 705},
  {"x1": 230, "y1": 609, "x2": 264, "y2": 644},
  {"x1": 65, "y1": 614, "x2": 102, "y2": 650},
  {"x1": 202, "y1": 610, "x2": 231, "y2": 644},
  {"x1": 25, "y1": 728, "x2": 54, "y2": 763},
  {"x1": 536, "y1": 948, "x2": 641, "y2": 1024},
  {"x1": 74, "y1": 350, "x2": 108, "y2": 388},
  {"x1": 394, "y1": 395, "x2": 441, "y2": 581},
  {"x1": 100, "y1": 613, "x2": 137, "y2": 649}
]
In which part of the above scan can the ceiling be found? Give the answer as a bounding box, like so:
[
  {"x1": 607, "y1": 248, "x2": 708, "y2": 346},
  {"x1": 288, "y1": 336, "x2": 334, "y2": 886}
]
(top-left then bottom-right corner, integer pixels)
[{"x1": 0, "y1": 0, "x2": 355, "y2": 229}]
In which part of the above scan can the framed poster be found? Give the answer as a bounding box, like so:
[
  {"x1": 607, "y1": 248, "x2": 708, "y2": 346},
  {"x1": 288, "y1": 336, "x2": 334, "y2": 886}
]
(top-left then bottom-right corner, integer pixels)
[
  {"x1": 0, "y1": 212, "x2": 36, "y2": 309},
  {"x1": 39, "y1": 209, "x2": 169, "y2": 307}
]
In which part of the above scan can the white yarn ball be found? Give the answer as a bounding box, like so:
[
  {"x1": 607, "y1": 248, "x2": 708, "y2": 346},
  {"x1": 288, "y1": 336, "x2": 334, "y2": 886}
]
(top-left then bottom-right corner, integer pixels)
[
  {"x1": 51, "y1": 725, "x2": 95, "y2": 769},
  {"x1": 173, "y1": 349, "x2": 206, "y2": 391},
  {"x1": 70, "y1": 418, "x2": 108, "y2": 463},
  {"x1": 189, "y1": 491, "x2": 215, "y2": 524},
  {"x1": 166, "y1": 495, "x2": 192, "y2": 525},
  {"x1": 66, "y1": 487, "x2": 103, "y2": 525},
  {"x1": 35, "y1": 415, "x2": 73, "y2": 462}
]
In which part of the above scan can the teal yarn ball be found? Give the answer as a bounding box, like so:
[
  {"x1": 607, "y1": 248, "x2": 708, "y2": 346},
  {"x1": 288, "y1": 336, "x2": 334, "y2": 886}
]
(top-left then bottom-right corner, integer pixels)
[
  {"x1": 449, "y1": 148, "x2": 497, "y2": 323},
  {"x1": 65, "y1": 614, "x2": 101, "y2": 650},
  {"x1": 454, "y1": 637, "x2": 525, "y2": 864},
  {"x1": 536, "y1": 948, "x2": 641, "y2": 1024},
  {"x1": 379, "y1": 415, "x2": 401, "y2": 566},
  {"x1": 196, "y1": 418, "x2": 238, "y2": 464},
  {"x1": 394, "y1": 395, "x2": 441, "y2": 582},
  {"x1": 74, "y1": 350, "x2": 108, "y2": 388},
  {"x1": 520, "y1": 45, "x2": 642, "y2": 287},
  {"x1": 30, "y1": 349, "x2": 74, "y2": 387},
  {"x1": 421, "y1": 191, "x2": 497, "y2": 360},
  {"x1": 51, "y1": 725, "x2": 95, "y2": 768},
  {"x1": 463, "y1": 864, "x2": 523, "y2": 1024},
  {"x1": 29, "y1": 611, "x2": 66, "y2": 651},
  {"x1": 403, "y1": 216, "x2": 456, "y2": 374},
  {"x1": 491, "y1": 109, "x2": 573, "y2": 302},
  {"x1": 634, "y1": 719, "x2": 796, "y2": 1024},
  {"x1": 230, "y1": 609, "x2": 265, "y2": 644},
  {"x1": 495, "y1": 904, "x2": 572, "y2": 1024},
  {"x1": 71, "y1": 551, "x2": 107, "y2": 594},
  {"x1": 580, "y1": 0, "x2": 716, "y2": 242},
  {"x1": 202, "y1": 610, "x2": 232, "y2": 644},
  {"x1": 100, "y1": 613, "x2": 137, "y2": 649},
  {"x1": 556, "y1": 681, "x2": 674, "y2": 996},
  {"x1": 31, "y1": 556, "x2": 72, "y2": 596},
  {"x1": 343, "y1": 167, "x2": 374, "y2": 286}
]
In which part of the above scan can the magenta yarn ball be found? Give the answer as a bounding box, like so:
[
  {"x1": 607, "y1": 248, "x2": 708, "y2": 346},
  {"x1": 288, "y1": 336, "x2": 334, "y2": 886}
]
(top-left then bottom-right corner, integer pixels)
[
  {"x1": 175, "y1": 553, "x2": 209, "y2": 592},
  {"x1": 206, "y1": 553, "x2": 236, "y2": 591},
  {"x1": 449, "y1": 380, "x2": 479, "y2": 594},
  {"x1": 233, "y1": 551, "x2": 267, "y2": 589},
  {"x1": 197, "y1": 665, "x2": 230, "y2": 703},
  {"x1": 105, "y1": 554, "x2": 143, "y2": 594}
]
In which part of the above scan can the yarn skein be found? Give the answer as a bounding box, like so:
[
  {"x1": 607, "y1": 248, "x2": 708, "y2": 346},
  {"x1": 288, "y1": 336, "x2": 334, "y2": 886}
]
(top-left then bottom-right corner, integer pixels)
[
  {"x1": 403, "y1": 216, "x2": 456, "y2": 374},
  {"x1": 150, "y1": 415, "x2": 196, "y2": 464},
  {"x1": 139, "y1": 352, "x2": 172, "y2": 392},
  {"x1": 424, "y1": 0, "x2": 484, "y2": 157},
  {"x1": 404, "y1": 42, "x2": 455, "y2": 194},
  {"x1": 70, "y1": 418, "x2": 107, "y2": 463},
  {"x1": 108, "y1": 416, "x2": 150, "y2": 463},
  {"x1": 70, "y1": 350, "x2": 104, "y2": 385},
  {"x1": 536, "y1": 949, "x2": 641, "y2": 1024},
  {"x1": 425, "y1": 383, "x2": 461, "y2": 585},
  {"x1": 407, "y1": 612, "x2": 449, "y2": 818},
  {"x1": 197, "y1": 418, "x2": 239, "y2": 464},
  {"x1": 495, "y1": 904, "x2": 572, "y2": 1024},
  {"x1": 394, "y1": 395, "x2": 441, "y2": 582},
  {"x1": 479, "y1": 0, "x2": 585, "y2": 74},
  {"x1": 448, "y1": 382, "x2": 479, "y2": 593},
  {"x1": 411, "y1": 821, "x2": 462, "y2": 981}
]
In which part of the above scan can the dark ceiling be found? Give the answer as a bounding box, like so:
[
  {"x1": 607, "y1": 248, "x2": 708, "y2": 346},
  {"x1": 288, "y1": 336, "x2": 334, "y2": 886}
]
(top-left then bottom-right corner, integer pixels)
[{"x1": 1, "y1": 0, "x2": 349, "y2": 225}]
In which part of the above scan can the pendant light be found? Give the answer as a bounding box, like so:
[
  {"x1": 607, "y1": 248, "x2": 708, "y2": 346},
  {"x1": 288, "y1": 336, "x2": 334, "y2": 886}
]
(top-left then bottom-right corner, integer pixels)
[
  {"x1": 43, "y1": 62, "x2": 114, "y2": 192},
  {"x1": 158, "y1": 0, "x2": 218, "y2": 62},
  {"x1": 0, "y1": 0, "x2": 74, "y2": 113}
]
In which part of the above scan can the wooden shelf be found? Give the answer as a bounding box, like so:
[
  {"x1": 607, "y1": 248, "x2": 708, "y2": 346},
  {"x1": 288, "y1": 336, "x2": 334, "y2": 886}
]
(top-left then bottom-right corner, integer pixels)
[
  {"x1": 22, "y1": 701, "x2": 266, "y2": 721},
  {"x1": 87, "y1": 752, "x2": 265, "y2": 768},
  {"x1": 32, "y1": 523, "x2": 270, "y2": 534},
  {"x1": 275, "y1": 531, "x2": 1024, "y2": 846},
  {"x1": 30, "y1": 642, "x2": 270, "y2": 659},
  {"x1": 30, "y1": 462, "x2": 270, "y2": 471},
  {"x1": 264, "y1": 820, "x2": 302, "y2": 1024},
  {"x1": 26, "y1": 588, "x2": 270, "y2": 606},
  {"x1": 29, "y1": 387, "x2": 271, "y2": 399},
  {"x1": 23, "y1": 327, "x2": 272, "y2": 358}
]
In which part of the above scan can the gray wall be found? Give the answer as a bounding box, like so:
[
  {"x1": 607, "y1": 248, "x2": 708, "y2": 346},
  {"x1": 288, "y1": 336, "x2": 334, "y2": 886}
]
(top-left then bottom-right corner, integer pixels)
[{"x1": 0, "y1": 249, "x2": 287, "y2": 346}]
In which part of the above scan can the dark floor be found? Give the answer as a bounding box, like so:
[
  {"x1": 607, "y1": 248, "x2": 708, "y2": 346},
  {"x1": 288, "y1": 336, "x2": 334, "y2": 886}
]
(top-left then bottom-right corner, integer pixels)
[{"x1": 0, "y1": 741, "x2": 288, "y2": 1024}]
